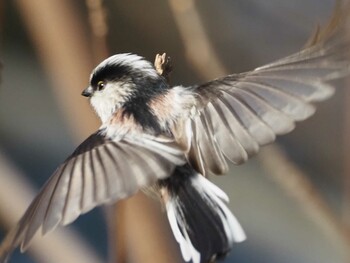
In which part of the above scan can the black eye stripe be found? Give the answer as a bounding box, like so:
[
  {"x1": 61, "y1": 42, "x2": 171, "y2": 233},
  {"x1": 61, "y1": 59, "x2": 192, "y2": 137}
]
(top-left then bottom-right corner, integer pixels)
[{"x1": 91, "y1": 64, "x2": 132, "y2": 88}]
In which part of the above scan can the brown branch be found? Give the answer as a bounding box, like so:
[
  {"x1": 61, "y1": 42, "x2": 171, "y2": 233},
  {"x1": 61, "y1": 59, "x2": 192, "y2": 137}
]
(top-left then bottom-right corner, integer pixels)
[
  {"x1": 111, "y1": 192, "x2": 183, "y2": 263},
  {"x1": 167, "y1": 0, "x2": 228, "y2": 79},
  {"x1": 85, "y1": 0, "x2": 109, "y2": 63},
  {"x1": 260, "y1": 146, "x2": 350, "y2": 249},
  {"x1": 15, "y1": 0, "x2": 99, "y2": 141}
]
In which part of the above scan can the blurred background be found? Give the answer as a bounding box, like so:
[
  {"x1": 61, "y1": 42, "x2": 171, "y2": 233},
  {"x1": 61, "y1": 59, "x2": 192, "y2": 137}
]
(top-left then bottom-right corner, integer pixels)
[{"x1": 0, "y1": 0, "x2": 349, "y2": 263}]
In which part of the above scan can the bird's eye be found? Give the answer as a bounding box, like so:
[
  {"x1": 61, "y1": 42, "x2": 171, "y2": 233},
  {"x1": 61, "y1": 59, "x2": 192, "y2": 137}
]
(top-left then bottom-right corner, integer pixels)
[{"x1": 97, "y1": 81, "x2": 105, "y2": 91}]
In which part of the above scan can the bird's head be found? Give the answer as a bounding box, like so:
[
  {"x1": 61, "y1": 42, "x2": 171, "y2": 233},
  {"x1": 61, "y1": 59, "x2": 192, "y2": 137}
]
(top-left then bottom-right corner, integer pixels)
[{"x1": 82, "y1": 53, "x2": 167, "y2": 123}]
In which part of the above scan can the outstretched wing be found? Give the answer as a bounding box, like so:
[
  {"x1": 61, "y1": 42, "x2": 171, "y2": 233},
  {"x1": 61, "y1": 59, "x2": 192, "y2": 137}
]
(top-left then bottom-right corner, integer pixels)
[
  {"x1": 174, "y1": 7, "x2": 350, "y2": 176},
  {"x1": 0, "y1": 130, "x2": 185, "y2": 261}
]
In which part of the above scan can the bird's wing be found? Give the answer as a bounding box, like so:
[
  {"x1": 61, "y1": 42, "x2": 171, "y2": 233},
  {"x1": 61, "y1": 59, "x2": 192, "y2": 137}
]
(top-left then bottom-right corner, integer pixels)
[
  {"x1": 0, "y1": 130, "x2": 185, "y2": 260},
  {"x1": 172, "y1": 5, "x2": 350, "y2": 176}
]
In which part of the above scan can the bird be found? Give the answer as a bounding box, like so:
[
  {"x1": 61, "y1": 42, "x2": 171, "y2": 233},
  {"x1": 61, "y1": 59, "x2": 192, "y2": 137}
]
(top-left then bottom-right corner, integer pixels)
[{"x1": 1, "y1": 5, "x2": 350, "y2": 263}]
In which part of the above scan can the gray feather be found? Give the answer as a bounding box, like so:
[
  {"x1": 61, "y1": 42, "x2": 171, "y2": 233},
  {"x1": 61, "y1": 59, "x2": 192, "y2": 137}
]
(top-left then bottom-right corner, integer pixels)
[
  {"x1": 172, "y1": 11, "x2": 350, "y2": 175},
  {"x1": 2, "y1": 131, "x2": 185, "y2": 255}
]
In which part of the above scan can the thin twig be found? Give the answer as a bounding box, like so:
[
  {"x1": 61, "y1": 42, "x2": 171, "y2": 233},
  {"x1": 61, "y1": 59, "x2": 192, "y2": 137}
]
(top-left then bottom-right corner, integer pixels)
[{"x1": 154, "y1": 53, "x2": 173, "y2": 82}]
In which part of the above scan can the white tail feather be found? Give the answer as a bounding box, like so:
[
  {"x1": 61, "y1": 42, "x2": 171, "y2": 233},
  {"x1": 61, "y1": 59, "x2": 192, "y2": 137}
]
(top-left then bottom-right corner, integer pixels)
[{"x1": 163, "y1": 171, "x2": 246, "y2": 263}]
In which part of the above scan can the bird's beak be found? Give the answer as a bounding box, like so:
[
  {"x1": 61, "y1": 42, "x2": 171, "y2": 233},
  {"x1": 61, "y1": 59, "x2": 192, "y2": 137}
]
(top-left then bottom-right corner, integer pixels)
[{"x1": 81, "y1": 86, "x2": 93, "y2": 97}]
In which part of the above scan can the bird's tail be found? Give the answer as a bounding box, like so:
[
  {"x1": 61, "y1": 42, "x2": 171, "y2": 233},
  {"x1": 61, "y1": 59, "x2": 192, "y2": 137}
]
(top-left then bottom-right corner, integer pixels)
[{"x1": 159, "y1": 165, "x2": 246, "y2": 263}]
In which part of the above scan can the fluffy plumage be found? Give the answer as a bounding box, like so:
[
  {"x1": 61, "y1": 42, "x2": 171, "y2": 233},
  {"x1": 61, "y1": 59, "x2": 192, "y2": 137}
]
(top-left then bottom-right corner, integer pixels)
[{"x1": 1, "y1": 6, "x2": 350, "y2": 263}]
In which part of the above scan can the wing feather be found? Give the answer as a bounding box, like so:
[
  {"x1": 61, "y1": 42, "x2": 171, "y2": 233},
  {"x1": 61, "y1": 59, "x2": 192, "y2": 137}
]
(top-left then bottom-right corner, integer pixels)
[
  {"x1": 242, "y1": 76, "x2": 334, "y2": 102},
  {"x1": 81, "y1": 152, "x2": 95, "y2": 213},
  {"x1": 235, "y1": 81, "x2": 315, "y2": 120},
  {"x1": 172, "y1": 9, "x2": 350, "y2": 175},
  {"x1": 225, "y1": 88, "x2": 296, "y2": 134},
  {"x1": 42, "y1": 161, "x2": 73, "y2": 234},
  {"x1": 102, "y1": 144, "x2": 125, "y2": 200},
  {"x1": 3, "y1": 131, "x2": 185, "y2": 256},
  {"x1": 21, "y1": 175, "x2": 59, "y2": 251},
  {"x1": 188, "y1": 119, "x2": 205, "y2": 174},
  {"x1": 196, "y1": 113, "x2": 228, "y2": 175},
  {"x1": 62, "y1": 156, "x2": 83, "y2": 225},
  {"x1": 218, "y1": 92, "x2": 276, "y2": 145},
  {"x1": 211, "y1": 99, "x2": 255, "y2": 159}
]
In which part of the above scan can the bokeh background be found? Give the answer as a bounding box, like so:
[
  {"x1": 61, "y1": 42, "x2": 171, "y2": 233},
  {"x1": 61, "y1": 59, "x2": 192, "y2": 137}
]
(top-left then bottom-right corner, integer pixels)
[{"x1": 0, "y1": 0, "x2": 350, "y2": 263}]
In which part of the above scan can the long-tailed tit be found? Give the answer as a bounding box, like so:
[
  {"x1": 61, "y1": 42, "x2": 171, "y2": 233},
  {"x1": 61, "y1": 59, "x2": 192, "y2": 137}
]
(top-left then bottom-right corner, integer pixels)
[{"x1": 1, "y1": 6, "x2": 350, "y2": 263}]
